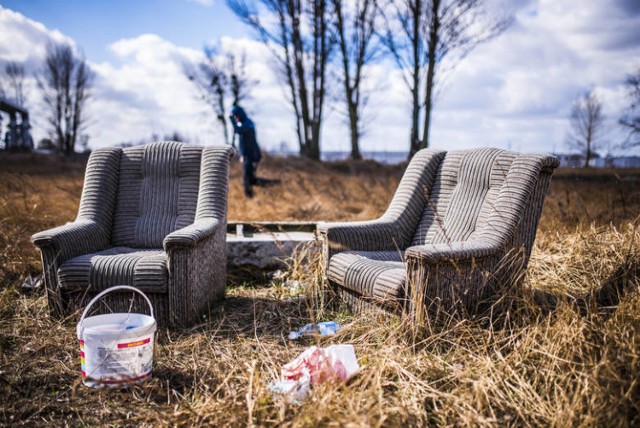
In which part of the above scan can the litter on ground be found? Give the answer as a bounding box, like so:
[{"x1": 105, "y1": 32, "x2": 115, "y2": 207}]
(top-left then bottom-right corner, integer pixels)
[
  {"x1": 269, "y1": 344, "x2": 359, "y2": 403},
  {"x1": 288, "y1": 321, "x2": 341, "y2": 340}
]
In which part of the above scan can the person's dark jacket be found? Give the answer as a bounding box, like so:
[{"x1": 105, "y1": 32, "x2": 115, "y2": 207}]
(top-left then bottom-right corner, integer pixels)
[{"x1": 229, "y1": 106, "x2": 261, "y2": 163}]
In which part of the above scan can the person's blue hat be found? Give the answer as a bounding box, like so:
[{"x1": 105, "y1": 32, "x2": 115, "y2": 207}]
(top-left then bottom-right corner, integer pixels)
[{"x1": 231, "y1": 105, "x2": 247, "y2": 121}]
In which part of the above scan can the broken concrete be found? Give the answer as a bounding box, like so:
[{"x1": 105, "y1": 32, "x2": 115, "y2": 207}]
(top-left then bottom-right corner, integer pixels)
[{"x1": 226, "y1": 221, "x2": 319, "y2": 269}]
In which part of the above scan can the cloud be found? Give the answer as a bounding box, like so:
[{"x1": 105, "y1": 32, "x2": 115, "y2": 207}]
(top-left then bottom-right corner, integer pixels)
[
  {"x1": 89, "y1": 34, "x2": 216, "y2": 146},
  {"x1": 427, "y1": 0, "x2": 640, "y2": 154},
  {"x1": 185, "y1": 0, "x2": 215, "y2": 6},
  {"x1": 0, "y1": 6, "x2": 73, "y2": 69},
  {"x1": 1, "y1": 1, "x2": 639, "y2": 156},
  {"x1": 88, "y1": 34, "x2": 304, "y2": 150},
  {"x1": 0, "y1": 6, "x2": 79, "y2": 142}
]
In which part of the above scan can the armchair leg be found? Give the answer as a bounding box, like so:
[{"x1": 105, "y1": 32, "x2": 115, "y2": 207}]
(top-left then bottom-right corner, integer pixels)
[{"x1": 40, "y1": 249, "x2": 66, "y2": 319}]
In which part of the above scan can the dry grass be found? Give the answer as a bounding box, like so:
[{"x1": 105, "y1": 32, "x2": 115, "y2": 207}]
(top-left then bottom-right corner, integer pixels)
[{"x1": 1, "y1": 152, "x2": 639, "y2": 427}]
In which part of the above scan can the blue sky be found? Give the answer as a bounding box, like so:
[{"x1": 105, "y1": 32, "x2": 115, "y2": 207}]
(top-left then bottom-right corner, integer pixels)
[
  {"x1": 1, "y1": 0, "x2": 639, "y2": 156},
  {"x1": 1, "y1": 0, "x2": 247, "y2": 62}
]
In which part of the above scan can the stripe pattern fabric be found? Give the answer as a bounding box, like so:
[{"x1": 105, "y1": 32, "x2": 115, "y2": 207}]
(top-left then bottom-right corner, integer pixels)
[
  {"x1": 327, "y1": 250, "x2": 405, "y2": 299},
  {"x1": 32, "y1": 141, "x2": 232, "y2": 328},
  {"x1": 111, "y1": 142, "x2": 203, "y2": 248},
  {"x1": 320, "y1": 147, "x2": 559, "y2": 317},
  {"x1": 58, "y1": 247, "x2": 168, "y2": 291}
]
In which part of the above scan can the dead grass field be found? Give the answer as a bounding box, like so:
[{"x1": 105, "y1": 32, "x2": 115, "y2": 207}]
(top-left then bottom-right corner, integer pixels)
[{"x1": 0, "y1": 152, "x2": 639, "y2": 427}]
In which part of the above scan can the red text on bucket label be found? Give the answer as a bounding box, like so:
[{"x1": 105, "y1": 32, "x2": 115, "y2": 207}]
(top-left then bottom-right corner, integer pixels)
[{"x1": 118, "y1": 338, "x2": 151, "y2": 349}]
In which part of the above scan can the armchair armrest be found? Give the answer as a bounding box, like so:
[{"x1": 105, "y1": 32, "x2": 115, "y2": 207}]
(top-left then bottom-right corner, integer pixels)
[
  {"x1": 405, "y1": 241, "x2": 502, "y2": 265},
  {"x1": 405, "y1": 241, "x2": 507, "y2": 322},
  {"x1": 317, "y1": 220, "x2": 405, "y2": 253},
  {"x1": 31, "y1": 219, "x2": 110, "y2": 261},
  {"x1": 31, "y1": 220, "x2": 110, "y2": 319},
  {"x1": 163, "y1": 219, "x2": 223, "y2": 251}
]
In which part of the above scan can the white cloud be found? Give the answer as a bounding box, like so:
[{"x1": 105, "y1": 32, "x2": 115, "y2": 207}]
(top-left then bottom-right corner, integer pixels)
[
  {"x1": 88, "y1": 34, "x2": 213, "y2": 146},
  {"x1": 429, "y1": 0, "x2": 640, "y2": 154},
  {"x1": 0, "y1": 6, "x2": 73, "y2": 68},
  {"x1": 1, "y1": 1, "x2": 639, "y2": 156},
  {"x1": 185, "y1": 0, "x2": 215, "y2": 6},
  {"x1": 0, "y1": 6, "x2": 78, "y2": 143}
]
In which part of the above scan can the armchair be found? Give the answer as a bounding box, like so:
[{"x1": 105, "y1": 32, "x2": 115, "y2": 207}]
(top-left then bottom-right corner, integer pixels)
[
  {"x1": 32, "y1": 141, "x2": 232, "y2": 328},
  {"x1": 318, "y1": 148, "x2": 559, "y2": 320}
]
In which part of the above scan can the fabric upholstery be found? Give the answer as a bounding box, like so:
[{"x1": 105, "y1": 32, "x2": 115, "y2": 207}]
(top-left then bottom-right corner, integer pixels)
[
  {"x1": 32, "y1": 141, "x2": 232, "y2": 328},
  {"x1": 111, "y1": 142, "x2": 203, "y2": 248},
  {"x1": 411, "y1": 148, "x2": 518, "y2": 245},
  {"x1": 327, "y1": 251, "x2": 405, "y2": 299},
  {"x1": 317, "y1": 149, "x2": 446, "y2": 258},
  {"x1": 58, "y1": 247, "x2": 168, "y2": 292},
  {"x1": 321, "y1": 147, "x2": 559, "y2": 317}
]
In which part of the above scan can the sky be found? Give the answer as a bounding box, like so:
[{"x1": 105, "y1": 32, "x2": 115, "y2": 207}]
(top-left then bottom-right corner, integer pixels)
[{"x1": 0, "y1": 0, "x2": 639, "y2": 156}]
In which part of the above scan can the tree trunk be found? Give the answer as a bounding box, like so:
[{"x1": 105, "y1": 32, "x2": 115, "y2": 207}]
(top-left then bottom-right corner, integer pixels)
[
  {"x1": 220, "y1": 118, "x2": 230, "y2": 146},
  {"x1": 585, "y1": 127, "x2": 592, "y2": 168},
  {"x1": 228, "y1": 0, "x2": 328, "y2": 161},
  {"x1": 420, "y1": 0, "x2": 440, "y2": 152},
  {"x1": 347, "y1": 88, "x2": 361, "y2": 159},
  {"x1": 308, "y1": 0, "x2": 328, "y2": 162},
  {"x1": 289, "y1": 0, "x2": 312, "y2": 159},
  {"x1": 334, "y1": 0, "x2": 362, "y2": 160},
  {"x1": 408, "y1": 0, "x2": 422, "y2": 159},
  {"x1": 309, "y1": 120, "x2": 321, "y2": 160}
]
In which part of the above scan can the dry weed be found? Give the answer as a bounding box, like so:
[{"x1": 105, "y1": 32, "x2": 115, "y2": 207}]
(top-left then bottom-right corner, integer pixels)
[{"x1": 0, "y1": 153, "x2": 639, "y2": 426}]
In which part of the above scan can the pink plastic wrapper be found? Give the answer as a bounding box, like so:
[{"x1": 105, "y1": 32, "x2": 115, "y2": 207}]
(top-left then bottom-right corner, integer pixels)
[{"x1": 281, "y1": 345, "x2": 358, "y2": 385}]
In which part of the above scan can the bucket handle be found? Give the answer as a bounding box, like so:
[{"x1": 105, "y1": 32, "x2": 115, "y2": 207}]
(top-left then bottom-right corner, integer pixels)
[{"x1": 79, "y1": 285, "x2": 155, "y2": 325}]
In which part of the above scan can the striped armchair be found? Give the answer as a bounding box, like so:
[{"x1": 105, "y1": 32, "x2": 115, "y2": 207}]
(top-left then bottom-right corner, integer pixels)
[
  {"x1": 318, "y1": 148, "x2": 559, "y2": 320},
  {"x1": 32, "y1": 141, "x2": 232, "y2": 328}
]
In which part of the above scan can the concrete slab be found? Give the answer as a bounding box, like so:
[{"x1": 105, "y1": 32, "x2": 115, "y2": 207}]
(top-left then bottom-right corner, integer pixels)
[{"x1": 226, "y1": 222, "x2": 320, "y2": 269}]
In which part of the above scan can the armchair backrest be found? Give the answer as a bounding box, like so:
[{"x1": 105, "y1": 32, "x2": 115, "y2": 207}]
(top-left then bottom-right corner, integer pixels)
[
  {"x1": 80, "y1": 141, "x2": 230, "y2": 249},
  {"x1": 110, "y1": 142, "x2": 202, "y2": 247},
  {"x1": 410, "y1": 148, "x2": 558, "y2": 253}
]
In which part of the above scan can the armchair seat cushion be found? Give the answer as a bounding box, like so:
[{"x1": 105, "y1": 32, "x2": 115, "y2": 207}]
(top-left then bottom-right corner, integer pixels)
[
  {"x1": 327, "y1": 251, "x2": 406, "y2": 299},
  {"x1": 58, "y1": 247, "x2": 168, "y2": 293}
]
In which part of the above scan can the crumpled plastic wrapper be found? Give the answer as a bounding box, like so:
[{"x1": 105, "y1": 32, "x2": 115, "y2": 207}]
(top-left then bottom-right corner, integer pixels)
[{"x1": 269, "y1": 344, "x2": 359, "y2": 403}]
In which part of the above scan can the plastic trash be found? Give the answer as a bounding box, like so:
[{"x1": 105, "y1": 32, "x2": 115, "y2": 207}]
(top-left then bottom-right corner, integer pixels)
[
  {"x1": 282, "y1": 345, "x2": 359, "y2": 384},
  {"x1": 288, "y1": 321, "x2": 341, "y2": 340},
  {"x1": 269, "y1": 344, "x2": 359, "y2": 403},
  {"x1": 268, "y1": 376, "x2": 311, "y2": 403},
  {"x1": 21, "y1": 274, "x2": 42, "y2": 294},
  {"x1": 285, "y1": 279, "x2": 301, "y2": 294}
]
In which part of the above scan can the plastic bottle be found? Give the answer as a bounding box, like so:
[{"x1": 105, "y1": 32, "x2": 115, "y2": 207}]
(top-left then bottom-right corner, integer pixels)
[{"x1": 288, "y1": 321, "x2": 341, "y2": 340}]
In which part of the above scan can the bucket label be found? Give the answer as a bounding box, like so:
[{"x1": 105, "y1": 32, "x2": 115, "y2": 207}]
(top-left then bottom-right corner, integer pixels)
[
  {"x1": 118, "y1": 338, "x2": 151, "y2": 349},
  {"x1": 80, "y1": 334, "x2": 154, "y2": 387},
  {"x1": 79, "y1": 340, "x2": 86, "y2": 377}
]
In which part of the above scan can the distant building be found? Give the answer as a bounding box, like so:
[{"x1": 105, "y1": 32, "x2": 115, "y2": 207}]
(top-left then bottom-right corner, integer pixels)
[
  {"x1": 592, "y1": 156, "x2": 640, "y2": 168},
  {"x1": 0, "y1": 93, "x2": 33, "y2": 152},
  {"x1": 555, "y1": 152, "x2": 640, "y2": 168},
  {"x1": 554, "y1": 153, "x2": 585, "y2": 168}
]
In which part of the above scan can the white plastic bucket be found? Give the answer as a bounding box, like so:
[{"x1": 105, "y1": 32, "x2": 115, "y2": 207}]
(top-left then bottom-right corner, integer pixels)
[{"x1": 77, "y1": 286, "x2": 157, "y2": 388}]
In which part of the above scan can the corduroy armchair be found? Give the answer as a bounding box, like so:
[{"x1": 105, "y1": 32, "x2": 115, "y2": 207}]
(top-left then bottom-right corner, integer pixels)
[
  {"x1": 32, "y1": 141, "x2": 232, "y2": 328},
  {"x1": 318, "y1": 147, "x2": 559, "y2": 320}
]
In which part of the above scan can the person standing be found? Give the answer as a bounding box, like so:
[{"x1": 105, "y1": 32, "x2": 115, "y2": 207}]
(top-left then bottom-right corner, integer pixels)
[{"x1": 229, "y1": 105, "x2": 262, "y2": 197}]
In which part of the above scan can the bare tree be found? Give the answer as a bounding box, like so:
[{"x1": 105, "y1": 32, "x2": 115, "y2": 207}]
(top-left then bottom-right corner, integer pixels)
[
  {"x1": 38, "y1": 43, "x2": 93, "y2": 155},
  {"x1": 380, "y1": 0, "x2": 510, "y2": 158},
  {"x1": 332, "y1": 0, "x2": 381, "y2": 160},
  {"x1": 185, "y1": 47, "x2": 253, "y2": 146},
  {"x1": 566, "y1": 89, "x2": 606, "y2": 168},
  {"x1": 619, "y1": 68, "x2": 640, "y2": 148},
  {"x1": 2, "y1": 62, "x2": 27, "y2": 106},
  {"x1": 227, "y1": 0, "x2": 333, "y2": 160}
]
